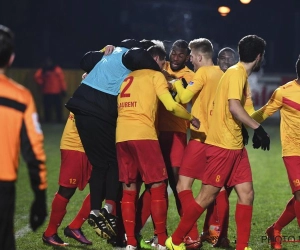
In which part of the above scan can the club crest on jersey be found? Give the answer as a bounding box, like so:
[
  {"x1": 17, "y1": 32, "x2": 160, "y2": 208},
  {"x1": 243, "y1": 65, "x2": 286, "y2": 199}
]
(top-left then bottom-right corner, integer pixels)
[{"x1": 189, "y1": 81, "x2": 194, "y2": 85}]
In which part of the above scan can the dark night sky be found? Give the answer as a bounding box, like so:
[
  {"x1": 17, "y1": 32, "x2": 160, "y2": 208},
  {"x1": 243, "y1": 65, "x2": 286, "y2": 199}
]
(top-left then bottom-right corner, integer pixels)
[{"x1": 0, "y1": 0, "x2": 299, "y2": 73}]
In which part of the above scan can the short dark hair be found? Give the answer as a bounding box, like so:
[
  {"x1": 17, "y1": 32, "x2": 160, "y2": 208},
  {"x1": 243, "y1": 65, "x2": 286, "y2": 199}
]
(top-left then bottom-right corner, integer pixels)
[
  {"x1": 238, "y1": 35, "x2": 266, "y2": 63},
  {"x1": 296, "y1": 55, "x2": 300, "y2": 78},
  {"x1": 147, "y1": 45, "x2": 167, "y2": 61},
  {"x1": 171, "y1": 39, "x2": 190, "y2": 55},
  {"x1": 218, "y1": 47, "x2": 236, "y2": 58},
  {"x1": 0, "y1": 25, "x2": 14, "y2": 67}
]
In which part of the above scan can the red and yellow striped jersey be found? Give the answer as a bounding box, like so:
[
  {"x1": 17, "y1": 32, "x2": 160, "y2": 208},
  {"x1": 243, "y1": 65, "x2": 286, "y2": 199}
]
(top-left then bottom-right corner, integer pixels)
[{"x1": 251, "y1": 80, "x2": 300, "y2": 156}]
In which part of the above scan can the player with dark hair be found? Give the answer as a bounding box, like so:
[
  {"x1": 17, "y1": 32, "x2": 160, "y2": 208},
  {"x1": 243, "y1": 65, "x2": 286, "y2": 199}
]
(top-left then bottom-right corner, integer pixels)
[
  {"x1": 0, "y1": 24, "x2": 47, "y2": 250},
  {"x1": 65, "y1": 39, "x2": 162, "y2": 241},
  {"x1": 217, "y1": 47, "x2": 237, "y2": 72},
  {"x1": 147, "y1": 43, "x2": 168, "y2": 69},
  {"x1": 135, "y1": 40, "x2": 194, "y2": 247},
  {"x1": 166, "y1": 35, "x2": 269, "y2": 250},
  {"x1": 116, "y1": 43, "x2": 200, "y2": 250},
  {"x1": 158, "y1": 39, "x2": 194, "y2": 214},
  {"x1": 251, "y1": 55, "x2": 300, "y2": 250}
]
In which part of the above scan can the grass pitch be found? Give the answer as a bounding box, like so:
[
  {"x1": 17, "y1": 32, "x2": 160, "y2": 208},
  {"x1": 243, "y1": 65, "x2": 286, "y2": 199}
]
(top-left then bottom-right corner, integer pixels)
[{"x1": 15, "y1": 122, "x2": 300, "y2": 249}]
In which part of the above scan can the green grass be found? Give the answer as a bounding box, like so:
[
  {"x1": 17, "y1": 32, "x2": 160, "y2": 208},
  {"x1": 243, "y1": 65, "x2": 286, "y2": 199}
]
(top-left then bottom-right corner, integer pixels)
[{"x1": 15, "y1": 123, "x2": 300, "y2": 249}]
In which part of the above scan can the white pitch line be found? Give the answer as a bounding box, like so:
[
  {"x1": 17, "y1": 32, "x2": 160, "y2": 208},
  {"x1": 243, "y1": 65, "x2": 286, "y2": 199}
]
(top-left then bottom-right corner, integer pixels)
[{"x1": 15, "y1": 225, "x2": 31, "y2": 239}]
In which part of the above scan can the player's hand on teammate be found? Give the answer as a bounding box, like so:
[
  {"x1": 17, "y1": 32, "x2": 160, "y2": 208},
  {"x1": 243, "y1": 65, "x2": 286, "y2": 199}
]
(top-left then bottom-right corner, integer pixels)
[
  {"x1": 241, "y1": 124, "x2": 249, "y2": 146},
  {"x1": 99, "y1": 45, "x2": 115, "y2": 55},
  {"x1": 190, "y1": 116, "x2": 200, "y2": 130},
  {"x1": 104, "y1": 45, "x2": 115, "y2": 55},
  {"x1": 30, "y1": 189, "x2": 47, "y2": 231},
  {"x1": 82, "y1": 72, "x2": 88, "y2": 79},
  {"x1": 253, "y1": 125, "x2": 270, "y2": 151}
]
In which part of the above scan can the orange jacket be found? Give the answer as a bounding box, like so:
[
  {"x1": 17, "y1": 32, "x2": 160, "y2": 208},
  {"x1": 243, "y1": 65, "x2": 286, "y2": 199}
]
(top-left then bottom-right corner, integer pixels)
[
  {"x1": 0, "y1": 74, "x2": 47, "y2": 191},
  {"x1": 34, "y1": 66, "x2": 66, "y2": 94}
]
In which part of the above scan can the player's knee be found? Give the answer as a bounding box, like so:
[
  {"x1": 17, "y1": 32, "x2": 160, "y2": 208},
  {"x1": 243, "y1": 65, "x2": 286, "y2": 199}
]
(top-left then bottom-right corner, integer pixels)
[
  {"x1": 150, "y1": 181, "x2": 166, "y2": 189},
  {"x1": 176, "y1": 178, "x2": 193, "y2": 193},
  {"x1": 58, "y1": 186, "x2": 76, "y2": 200},
  {"x1": 293, "y1": 190, "x2": 300, "y2": 201},
  {"x1": 238, "y1": 188, "x2": 254, "y2": 205}
]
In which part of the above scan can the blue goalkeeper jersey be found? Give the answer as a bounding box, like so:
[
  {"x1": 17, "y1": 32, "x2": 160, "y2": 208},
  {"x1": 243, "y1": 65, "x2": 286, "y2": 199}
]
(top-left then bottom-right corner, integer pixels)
[{"x1": 82, "y1": 47, "x2": 130, "y2": 96}]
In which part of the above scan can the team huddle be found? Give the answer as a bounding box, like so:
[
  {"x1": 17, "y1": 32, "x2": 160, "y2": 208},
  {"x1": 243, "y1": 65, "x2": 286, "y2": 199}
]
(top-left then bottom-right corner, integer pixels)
[
  {"x1": 1, "y1": 23, "x2": 300, "y2": 250},
  {"x1": 42, "y1": 35, "x2": 300, "y2": 250},
  {"x1": 42, "y1": 35, "x2": 269, "y2": 250}
]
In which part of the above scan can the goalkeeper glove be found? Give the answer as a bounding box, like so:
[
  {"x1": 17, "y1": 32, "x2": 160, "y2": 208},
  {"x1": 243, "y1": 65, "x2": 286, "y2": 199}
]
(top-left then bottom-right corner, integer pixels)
[
  {"x1": 253, "y1": 125, "x2": 270, "y2": 151},
  {"x1": 241, "y1": 124, "x2": 249, "y2": 146},
  {"x1": 30, "y1": 189, "x2": 47, "y2": 231}
]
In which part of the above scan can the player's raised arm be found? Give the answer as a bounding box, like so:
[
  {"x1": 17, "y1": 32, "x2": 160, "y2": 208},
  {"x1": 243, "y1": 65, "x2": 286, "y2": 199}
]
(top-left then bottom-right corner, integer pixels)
[
  {"x1": 80, "y1": 51, "x2": 104, "y2": 73},
  {"x1": 122, "y1": 47, "x2": 161, "y2": 72}
]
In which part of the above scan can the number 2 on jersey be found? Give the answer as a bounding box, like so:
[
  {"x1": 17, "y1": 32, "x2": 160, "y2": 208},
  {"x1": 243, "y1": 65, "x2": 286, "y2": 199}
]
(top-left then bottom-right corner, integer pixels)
[{"x1": 120, "y1": 76, "x2": 134, "y2": 98}]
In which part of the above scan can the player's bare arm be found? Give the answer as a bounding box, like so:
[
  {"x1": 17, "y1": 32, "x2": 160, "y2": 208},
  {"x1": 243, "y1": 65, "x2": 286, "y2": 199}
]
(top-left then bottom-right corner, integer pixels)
[
  {"x1": 229, "y1": 99, "x2": 260, "y2": 129},
  {"x1": 229, "y1": 99, "x2": 270, "y2": 150}
]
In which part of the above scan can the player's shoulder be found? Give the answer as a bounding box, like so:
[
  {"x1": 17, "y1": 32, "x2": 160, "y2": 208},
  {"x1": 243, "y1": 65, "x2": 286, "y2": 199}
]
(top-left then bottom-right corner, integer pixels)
[
  {"x1": 3, "y1": 75, "x2": 30, "y2": 94},
  {"x1": 1, "y1": 76, "x2": 32, "y2": 103},
  {"x1": 281, "y1": 80, "x2": 297, "y2": 89},
  {"x1": 225, "y1": 63, "x2": 246, "y2": 78},
  {"x1": 130, "y1": 68, "x2": 163, "y2": 78},
  {"x1": 181, "y1": 65, "x2": 194, "y2": 73},
  {"x1": 272, "y1": 80, "x2": 297, "y2": 95},
  {"x1": 180, "y1": 66, "x2": 194, "y2": 77},
  {"x1": 194, "y1": 66, "x2": 206, "y2": 75},
  {"x1": 210, "y1": 65, "x2": 223, "y2": 75},
  {"x1": 194, "y1": 65, "x2": 216, "y2": 77},
  {"x1": 152, "y1": 70, "x2": 165, "y2": 78},
  {"x1": 227, "y1": 63, "x2": 241, "y2": 73}
]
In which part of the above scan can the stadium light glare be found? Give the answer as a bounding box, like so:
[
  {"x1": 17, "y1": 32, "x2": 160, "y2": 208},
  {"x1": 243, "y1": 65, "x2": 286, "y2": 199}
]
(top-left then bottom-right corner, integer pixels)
[
  {"x1": 218, "y1": 6, "x2": 230, "y2": 16},
  {"x1": 240, "y1": 0, "x2": 251, "y2": 4}
]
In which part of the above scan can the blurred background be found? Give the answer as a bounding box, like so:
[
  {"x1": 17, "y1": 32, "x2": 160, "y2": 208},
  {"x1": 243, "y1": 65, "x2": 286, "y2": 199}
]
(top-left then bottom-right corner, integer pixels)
[{"x1": 1, "y1": 0, "x2": 299, "y2": 120}]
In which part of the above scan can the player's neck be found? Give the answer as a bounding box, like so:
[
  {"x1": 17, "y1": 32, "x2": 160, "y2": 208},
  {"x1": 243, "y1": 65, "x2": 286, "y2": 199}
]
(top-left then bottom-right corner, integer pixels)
[
  {"x1": 202, "y1": 59, "x2": 214, "y2": 67},
  {"x1": 240, "y1": 61, "x2": 255, "y2": 76}
]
